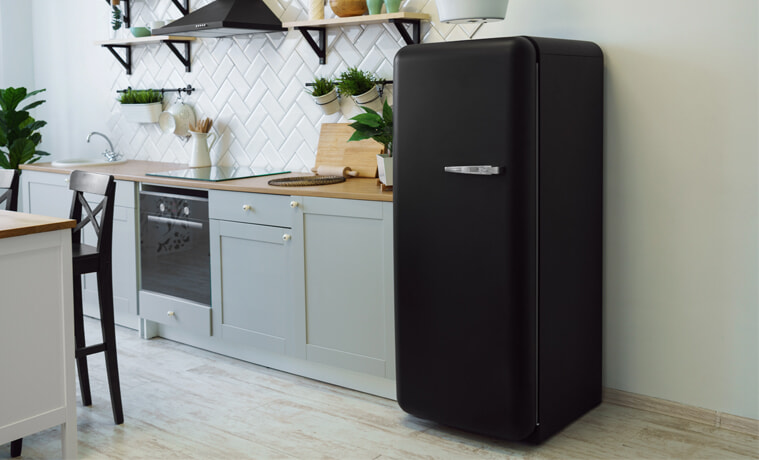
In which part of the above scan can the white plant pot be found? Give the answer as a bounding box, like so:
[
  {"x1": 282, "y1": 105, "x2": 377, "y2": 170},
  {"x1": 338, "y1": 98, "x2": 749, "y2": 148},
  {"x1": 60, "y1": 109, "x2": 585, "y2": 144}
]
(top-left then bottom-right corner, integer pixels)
[
  {"x1": 435, "y1": 0, "x2": 509, "y2": 23},
  {"x1": 352, "y1": 87, "x2": 383, "y2": 113},
  {"x1": 313, "y1": 88, "x2": 340, "y2": 115},
  {"x1": 377, "y1": 154, "x2": 393, "y2": 186},
  {"x1": 121, "y1": 102, "x2": 162, "y2": 123}
]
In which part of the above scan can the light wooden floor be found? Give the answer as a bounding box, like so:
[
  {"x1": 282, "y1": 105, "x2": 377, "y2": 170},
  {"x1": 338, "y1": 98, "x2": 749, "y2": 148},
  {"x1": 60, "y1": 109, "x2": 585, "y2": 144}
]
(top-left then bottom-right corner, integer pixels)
[{"x1": 3, "y1": 318, "x2": 757, "y2": 460}]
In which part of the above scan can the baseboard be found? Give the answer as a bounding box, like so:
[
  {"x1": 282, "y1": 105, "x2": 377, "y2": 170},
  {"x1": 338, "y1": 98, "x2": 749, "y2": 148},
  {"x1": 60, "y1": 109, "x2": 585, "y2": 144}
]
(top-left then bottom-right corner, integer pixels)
[{"x1": 603, "y1": 388, "x2": 759, "y2": 437}]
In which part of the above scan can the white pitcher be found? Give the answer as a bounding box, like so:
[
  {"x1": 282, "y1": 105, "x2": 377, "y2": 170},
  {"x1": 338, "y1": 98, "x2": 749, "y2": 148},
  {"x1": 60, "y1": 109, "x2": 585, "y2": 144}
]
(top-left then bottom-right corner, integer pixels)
[{"x1": 189, "y1": 131, "x2": 218, "y2": 168}]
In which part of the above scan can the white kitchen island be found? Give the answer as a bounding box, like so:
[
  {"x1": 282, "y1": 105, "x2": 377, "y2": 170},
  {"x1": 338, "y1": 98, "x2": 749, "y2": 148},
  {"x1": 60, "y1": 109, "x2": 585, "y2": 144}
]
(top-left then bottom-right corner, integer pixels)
[{"x1": 0, "y1": 210, "x2": 77, "y2": 459}]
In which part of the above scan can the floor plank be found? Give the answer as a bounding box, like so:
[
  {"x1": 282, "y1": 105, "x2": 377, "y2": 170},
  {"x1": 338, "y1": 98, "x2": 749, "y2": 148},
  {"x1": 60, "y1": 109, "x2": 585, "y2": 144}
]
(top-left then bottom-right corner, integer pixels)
[{"x1": 3, "y1": 318, "x2": 757, "y2": 459}]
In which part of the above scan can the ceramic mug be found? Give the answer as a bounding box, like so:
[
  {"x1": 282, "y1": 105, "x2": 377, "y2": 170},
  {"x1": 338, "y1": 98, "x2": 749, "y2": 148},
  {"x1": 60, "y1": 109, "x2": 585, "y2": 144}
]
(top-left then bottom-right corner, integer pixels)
[
  {"x1": 384, "y1": 0, "x2": 400, "y2": 13},
  {"x1": 149, "y1": 20, "x2": 165, "y2": 30},
  {"x1": 158, "y1": 102, "x2": 196, "y2": 137},
  {"x1": 367, "y1": 0, "x2": 383, "y2": 14}
]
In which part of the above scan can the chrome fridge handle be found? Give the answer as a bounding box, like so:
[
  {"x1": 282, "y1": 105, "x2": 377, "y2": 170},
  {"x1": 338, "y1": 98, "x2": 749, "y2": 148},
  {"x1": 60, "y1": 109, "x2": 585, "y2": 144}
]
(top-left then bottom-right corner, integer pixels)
[{"x1": 443, "y1": 165, "x2": 503, "y2": 175}]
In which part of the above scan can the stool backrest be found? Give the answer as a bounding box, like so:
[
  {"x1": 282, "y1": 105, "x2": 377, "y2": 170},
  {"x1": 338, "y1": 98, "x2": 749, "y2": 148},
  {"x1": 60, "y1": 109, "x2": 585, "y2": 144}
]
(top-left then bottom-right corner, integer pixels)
[
  {"x1": 0, "y1": 169, "x2": 21, "y2": 211},
  {"x1": 68, "y1": 170, "x2": 116, "y2": 257}
]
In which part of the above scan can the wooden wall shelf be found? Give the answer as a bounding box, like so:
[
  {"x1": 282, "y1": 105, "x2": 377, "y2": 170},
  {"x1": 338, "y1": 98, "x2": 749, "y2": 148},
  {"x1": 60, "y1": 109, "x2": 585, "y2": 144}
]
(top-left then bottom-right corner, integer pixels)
[
  {"x1": 282, "y1": 12, "x2": 430, "y2": 65},
  {"x1": 95, "y1": 36, "x2": 196, "y2": 75}
]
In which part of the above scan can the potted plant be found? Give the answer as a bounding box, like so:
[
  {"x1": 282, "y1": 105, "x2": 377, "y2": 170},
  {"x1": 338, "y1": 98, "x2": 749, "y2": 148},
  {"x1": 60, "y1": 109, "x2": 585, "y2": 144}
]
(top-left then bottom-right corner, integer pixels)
[
  {"x1": 118, "y1": 89, "x2": 163, "y2": 123},
  {"x1": 309, "y1": 77, "x2": 340, "y2": 115},
  {"x1": 337, "y1": 67, "x2": 382, "y2": 113},
  {"x1": 0, "y1": 87, "x2": 49, "y2": 169},
  {"x1": 347, "y1": 100, "x2": 393, "y2": 186}
]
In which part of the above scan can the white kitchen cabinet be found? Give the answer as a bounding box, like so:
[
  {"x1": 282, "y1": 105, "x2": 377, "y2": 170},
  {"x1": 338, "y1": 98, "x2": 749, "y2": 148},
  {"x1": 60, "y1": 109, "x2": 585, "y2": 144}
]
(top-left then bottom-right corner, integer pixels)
[
  {"x1": 19, "y1": 170, "x2": 139, "y2": 329},
  {"x1": 297, "y1": 196, "x2": 395, "y2": 380},
  {"x1": 209, "y1": 190, "x2": 306, "y2": 357},
  {"x1": 0, "y1": 219, "x2": 77, "y2": 459},
  {"x1": 20, "y1": 167, "x2": 395, "y2": 398}
]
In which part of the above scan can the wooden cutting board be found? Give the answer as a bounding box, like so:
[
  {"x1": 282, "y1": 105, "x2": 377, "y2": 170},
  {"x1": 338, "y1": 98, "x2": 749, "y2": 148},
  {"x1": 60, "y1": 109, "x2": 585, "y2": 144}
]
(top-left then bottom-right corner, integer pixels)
[{"x1": 314, "y1": 123, "x2": 383, "y2": 178}]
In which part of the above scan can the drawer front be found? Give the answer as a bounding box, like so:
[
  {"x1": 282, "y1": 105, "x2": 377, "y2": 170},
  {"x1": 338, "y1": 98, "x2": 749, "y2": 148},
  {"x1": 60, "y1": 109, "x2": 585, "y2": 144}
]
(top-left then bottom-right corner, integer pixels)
[
  {"x1": 209, "y1": 190, "x2": 294, "y2": 227},
  {"x1": 21, "y1": 170, "x2": 135, "y2": 208},
  {"x1": 139, "y1": 291, "x2": 211, "y2": 336}
]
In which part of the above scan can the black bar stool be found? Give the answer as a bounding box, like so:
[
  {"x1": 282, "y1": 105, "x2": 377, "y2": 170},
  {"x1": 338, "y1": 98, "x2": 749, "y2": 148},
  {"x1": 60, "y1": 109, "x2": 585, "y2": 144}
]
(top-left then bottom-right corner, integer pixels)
[
  {"x1": 69, "y1": 170, "x2": 124, "y2": 425},
  {"x1": 0, "y1": 169, "x2": 20, "y2": 211},
  {"x1": 0, "y1": 169, "x2": 23, "y2": 458}
]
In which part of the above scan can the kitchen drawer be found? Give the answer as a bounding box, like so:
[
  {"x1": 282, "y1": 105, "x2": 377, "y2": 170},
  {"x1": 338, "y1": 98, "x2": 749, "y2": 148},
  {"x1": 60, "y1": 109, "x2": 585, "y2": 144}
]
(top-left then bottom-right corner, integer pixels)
[
  {"x1": 209, "y1": 190, "x2": 294, "y2": 227},
  {"x1": 21, "y1": 170, "x2": 135, "y2": 208},
  {"x1": 139, "y1": 291, "x2": 211, "y2": 336}
]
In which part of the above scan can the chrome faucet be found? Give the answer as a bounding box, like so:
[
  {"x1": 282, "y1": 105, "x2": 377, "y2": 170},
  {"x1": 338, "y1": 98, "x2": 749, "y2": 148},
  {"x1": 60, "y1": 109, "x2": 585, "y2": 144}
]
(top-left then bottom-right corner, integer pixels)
[{"x1": 86, "y1": 131, "x2": 122, "y2": 162}]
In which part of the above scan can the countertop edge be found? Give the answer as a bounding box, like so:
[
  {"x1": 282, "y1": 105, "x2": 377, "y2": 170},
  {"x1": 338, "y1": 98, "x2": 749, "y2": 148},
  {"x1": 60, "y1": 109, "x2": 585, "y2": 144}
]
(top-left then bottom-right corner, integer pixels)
[
  {"x1": 0, "y1": 210, "x2": 76, "y2": 239},
  {"x1": 21, "y1": 162, "x2": 394, "y2": 202}
]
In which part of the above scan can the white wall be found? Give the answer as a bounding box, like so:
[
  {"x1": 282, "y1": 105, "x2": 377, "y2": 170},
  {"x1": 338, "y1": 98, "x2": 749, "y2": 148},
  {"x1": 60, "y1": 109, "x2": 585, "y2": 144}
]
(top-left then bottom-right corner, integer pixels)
[
  {"x1": 480, "y1": 0, "x2": 759, "y2": 421},
  {"x1": 0, "y1": 0, "x2": 35, "y2": 88},
  {"x1": 25, "y1": 0, "x2": 759, "y2": 420}
]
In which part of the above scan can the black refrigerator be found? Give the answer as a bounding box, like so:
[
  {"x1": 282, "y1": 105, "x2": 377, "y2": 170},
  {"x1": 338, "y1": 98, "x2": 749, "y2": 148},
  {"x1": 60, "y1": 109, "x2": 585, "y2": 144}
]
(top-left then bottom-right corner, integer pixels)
[{"x1": 393, "y1": 36, "x2": 603, "y2": 443}]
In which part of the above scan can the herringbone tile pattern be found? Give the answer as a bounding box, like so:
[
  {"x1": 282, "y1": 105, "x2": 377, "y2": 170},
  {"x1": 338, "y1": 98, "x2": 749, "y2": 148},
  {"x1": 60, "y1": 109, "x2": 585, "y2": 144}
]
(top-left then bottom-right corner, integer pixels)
[{"x1": 107, "y1": 0, "x2": 471, "y2": 171}]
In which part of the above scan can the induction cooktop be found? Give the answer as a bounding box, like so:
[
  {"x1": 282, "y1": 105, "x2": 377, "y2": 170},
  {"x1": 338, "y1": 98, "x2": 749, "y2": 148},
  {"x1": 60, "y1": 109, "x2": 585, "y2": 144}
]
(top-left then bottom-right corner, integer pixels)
[{"x1": 146, "y1": 166, "x2": 289, "y2": 182}]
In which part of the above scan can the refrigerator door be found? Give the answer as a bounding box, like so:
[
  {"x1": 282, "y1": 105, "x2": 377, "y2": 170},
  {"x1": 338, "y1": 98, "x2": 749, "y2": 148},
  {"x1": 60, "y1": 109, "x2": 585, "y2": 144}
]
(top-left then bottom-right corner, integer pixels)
[{"x1": 393, "y1": 37, "x2": 539, "y2": 440}]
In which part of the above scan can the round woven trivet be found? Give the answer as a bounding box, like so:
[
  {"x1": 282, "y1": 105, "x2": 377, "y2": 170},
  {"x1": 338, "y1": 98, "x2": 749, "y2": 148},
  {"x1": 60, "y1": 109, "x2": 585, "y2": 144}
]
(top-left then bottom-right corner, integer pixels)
[{"x1": 268, "y1": 175, "x2": 346, "y2": 187}]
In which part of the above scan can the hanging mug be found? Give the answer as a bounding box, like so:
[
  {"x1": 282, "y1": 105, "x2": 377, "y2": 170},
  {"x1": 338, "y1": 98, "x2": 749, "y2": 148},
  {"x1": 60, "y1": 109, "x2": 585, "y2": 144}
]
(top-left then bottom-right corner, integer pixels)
[{"x1": 159, "y1": 102, "x2": 196, "y2": 137}]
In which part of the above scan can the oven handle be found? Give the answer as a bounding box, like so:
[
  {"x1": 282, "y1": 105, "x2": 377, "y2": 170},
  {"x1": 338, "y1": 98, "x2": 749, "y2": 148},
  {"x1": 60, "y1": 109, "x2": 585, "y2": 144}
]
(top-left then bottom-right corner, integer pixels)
[{"x1": 146, "y1": 215, "x2": 204, "y2": 230}]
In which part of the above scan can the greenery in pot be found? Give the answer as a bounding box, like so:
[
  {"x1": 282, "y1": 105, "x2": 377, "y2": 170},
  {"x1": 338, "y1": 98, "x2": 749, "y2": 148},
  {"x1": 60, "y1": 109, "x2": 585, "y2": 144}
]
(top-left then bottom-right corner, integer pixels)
[
  {"x1": 0, "y1": 87, "x2": 49, "y2": 169},
  {"x1": 309, "y1": 77, "x2": 336, "y2": 97},
  {"x1": 118, "y1": 89, "x2": 163, "y2": 104},
  {"x1": 348, "y1": 100, "x2": 393, "y2": 156},
  {"x1": 337, "y1": 67, "x2": 378, "y2": 96},
  {"x1": 111, "y1": 4, "x2": 123, "y2": 30}
]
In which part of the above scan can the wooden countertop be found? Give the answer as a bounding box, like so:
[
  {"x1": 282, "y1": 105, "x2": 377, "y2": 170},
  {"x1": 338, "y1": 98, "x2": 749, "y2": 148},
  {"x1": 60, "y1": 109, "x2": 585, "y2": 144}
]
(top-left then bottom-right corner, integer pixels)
[
  {"x1": 21, "y1": 161, "x2": 393, "y2": 202},
  {"x1": 0, "y1": 210, "x2": 75, "y2": 239}
]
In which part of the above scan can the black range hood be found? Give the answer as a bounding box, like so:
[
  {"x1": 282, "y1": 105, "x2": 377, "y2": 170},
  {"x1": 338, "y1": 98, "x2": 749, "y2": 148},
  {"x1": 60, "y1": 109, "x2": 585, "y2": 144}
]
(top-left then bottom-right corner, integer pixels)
[{"x1": 152, "y1": 0, "x2": 285, "y2": 38}]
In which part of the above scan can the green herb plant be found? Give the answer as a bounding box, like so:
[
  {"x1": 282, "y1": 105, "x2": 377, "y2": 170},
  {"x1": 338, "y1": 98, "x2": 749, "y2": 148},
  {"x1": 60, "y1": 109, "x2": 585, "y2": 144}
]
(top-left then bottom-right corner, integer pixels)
[
  {"x1": 0, "y1": 87, "x2": 49, "y2": 169},
  {"x1": 118, "y1": 89, "x2": 163, "y2": 104},
  {"x1": 111, "y1": 5, "x2": 123, "y2": 30},
  {"x1": 309, "y1": 77, "x2": 336, "y2": 97},
  {"x1": 337, "y1": 67, "x2": 378, "y2": 97},
  {"x1": 348, "y1": 100, "x2": 393, "y2": 156}
]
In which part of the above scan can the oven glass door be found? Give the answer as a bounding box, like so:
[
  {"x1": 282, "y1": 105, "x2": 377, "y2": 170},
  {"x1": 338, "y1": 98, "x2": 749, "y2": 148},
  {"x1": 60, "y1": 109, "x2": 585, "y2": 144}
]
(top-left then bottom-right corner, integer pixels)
[{"x1": 140, "y1": 204, "x2": 210, "y2": 306}]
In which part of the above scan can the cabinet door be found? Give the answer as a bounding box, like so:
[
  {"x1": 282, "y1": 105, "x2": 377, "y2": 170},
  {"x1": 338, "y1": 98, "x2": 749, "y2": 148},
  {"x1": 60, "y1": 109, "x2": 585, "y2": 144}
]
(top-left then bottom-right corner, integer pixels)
[
  {"x1": 21, "y1": 171, "x2": 139, "y2": 329},
  {"x1": 21, "y1": 170, "x2": 71, "y2": 217},
  {"x1": 210, "y1": 219, "x2": 303, "y2": 356},
  {"x1": 300, "y1": 197, "x2": 395, "y2": 378}
]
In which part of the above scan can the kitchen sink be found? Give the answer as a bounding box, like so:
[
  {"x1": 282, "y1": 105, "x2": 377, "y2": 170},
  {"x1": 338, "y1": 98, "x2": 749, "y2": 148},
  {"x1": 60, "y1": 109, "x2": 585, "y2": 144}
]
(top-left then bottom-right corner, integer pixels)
[{"x1": 51, "y1": 158, "x2": 128, "y2": 167}]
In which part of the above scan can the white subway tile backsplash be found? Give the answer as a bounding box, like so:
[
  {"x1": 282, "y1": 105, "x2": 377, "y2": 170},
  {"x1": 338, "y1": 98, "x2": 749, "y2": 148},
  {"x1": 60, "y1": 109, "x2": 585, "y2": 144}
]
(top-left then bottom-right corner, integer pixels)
[{"x1": 109, "y1": 0, "x2": 469, "y2": 170}]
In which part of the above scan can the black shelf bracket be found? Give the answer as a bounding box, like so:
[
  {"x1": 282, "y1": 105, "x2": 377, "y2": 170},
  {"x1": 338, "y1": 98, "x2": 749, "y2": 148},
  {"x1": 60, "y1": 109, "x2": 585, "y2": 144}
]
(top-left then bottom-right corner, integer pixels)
[
  {"x1": 389, "y1": 18, "x2": 421, "y2": 45},
  {"x1": 164, "y1": 41, "x2": 192, "y2": 72},
  {"x1": 103, "y1": 0, "x2": 131, "y2": 28},
  {"x1": 103, "y1": 44, "x2": 133, "y2": 75},
  {"x1": 170, "y1": 0, "x2": 190, "y2": 16},
  {"x1": 296, "y1": 27, "x2": 326, "y2": 65}
]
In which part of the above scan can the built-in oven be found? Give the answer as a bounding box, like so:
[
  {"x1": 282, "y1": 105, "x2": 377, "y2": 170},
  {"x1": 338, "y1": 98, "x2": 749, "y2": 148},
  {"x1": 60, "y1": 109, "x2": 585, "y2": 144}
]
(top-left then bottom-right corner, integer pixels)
[{"x1": 139, "y1": 184, "x2": 210, "y2": 306}]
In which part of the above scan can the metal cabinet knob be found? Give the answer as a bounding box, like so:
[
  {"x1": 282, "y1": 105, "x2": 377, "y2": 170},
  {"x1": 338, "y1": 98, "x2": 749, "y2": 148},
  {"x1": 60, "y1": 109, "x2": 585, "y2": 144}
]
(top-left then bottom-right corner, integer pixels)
[
  {"x1": 242, "y1": 204, "x2": 252, "y2": 211},
  {"x1": 167, "y1": 311, "x2": 175, "y2": 317},
  {"x1": 282, "y1": 234, "x2": 292, "y2": 241},
  {"x1": 290, "y1": 201, "x2": 299, "y2": 208}
]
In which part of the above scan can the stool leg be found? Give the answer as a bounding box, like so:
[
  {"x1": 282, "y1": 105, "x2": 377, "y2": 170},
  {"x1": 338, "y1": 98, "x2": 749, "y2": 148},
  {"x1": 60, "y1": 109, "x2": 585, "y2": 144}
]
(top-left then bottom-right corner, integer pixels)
[
  {"x1": 97, "y1": 264, "x2": 124, "y2": 425},
  {"x1": 10, "y1": 439, "x2": 22, "y2": 457},
  {"x1": 73, "y1": 272, "x2": 92, "y2": 407}
]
